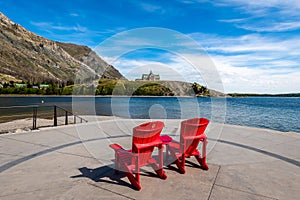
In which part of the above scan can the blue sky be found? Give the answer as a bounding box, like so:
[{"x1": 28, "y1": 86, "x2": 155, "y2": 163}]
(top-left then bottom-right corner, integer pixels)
[{"x1": 1, "y1": 0, "x2": 300, "y2": 93}]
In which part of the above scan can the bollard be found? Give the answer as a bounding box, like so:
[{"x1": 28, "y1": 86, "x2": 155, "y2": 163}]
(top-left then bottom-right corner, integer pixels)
[
  {"x1": 54, "y1": 106, "x2": 57, "y2": 126},
  {"x1": 32, "y1": 107, "x2": 37, "y2": 130},
  {"x1": 65, "y1": 111, "x2": 68, "y2": 125}
]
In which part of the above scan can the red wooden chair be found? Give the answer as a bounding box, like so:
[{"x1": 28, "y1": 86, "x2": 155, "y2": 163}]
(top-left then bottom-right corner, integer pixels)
[
  {"x1": 164, "y1": 118, "x2": 209, "y2": 174},
  {"x1": 109, "y1": 121, "x2": 167, "y2": 190}
]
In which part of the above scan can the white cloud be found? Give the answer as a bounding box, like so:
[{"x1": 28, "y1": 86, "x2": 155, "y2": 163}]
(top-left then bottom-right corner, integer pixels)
[
  {"x1": 211, "y1": 57, "x2": 300, "y2": 93},
  {"x1": 179, "y1": 1, "x2": 300, "y2": 33},
  {"x1": 99, "y1": 32, "x2": 300, "y2": 94},
  {"x1": 101, "y1": 51, "x2": 223, "y2": 93},
  {"x1": 212, "y1": 0, "x2": 300, "y2": 12},
  {"x1": 139, "y1": 2, "x2": 165, "y2": 13},
  {"x1": 106, "y1": 55, "x2": 203, "y2": 84},
  {"x1": 103, "y1": 51, "x2": 300, "y2": 94},
  {"x1": 215, "y1": 1, "x2": 300, "y2": 32},
  {"x1": 190, "y1": 33, "x2": 300, "y2": 56},
  {"x1": 30, "y1": 21, "x2": 128, "y2": 46},
  {"x1": 128, "y1": 1, "x2": 166, "y2": 14},
  {"x1": 218, "y1": 18, "x2": 247, "y2": 23},
  {"x1": 30, "y1": 21, "x2": 88, "y2": 32},
  {"x1": 179, "y1": 0, "x2": 300, "y2": 8},
  {"x1": 69, "y1": 13, "x2": 79, "y2": 17},
  {"x1": 188, "y1": 32, "x2": 300, "y2": 93},
  {"x1": 93, "y1": 27, "x2": 300, "y2": 94},
  {"x1": 238, "y1": 22, "x2": 300, "y2": 32}
]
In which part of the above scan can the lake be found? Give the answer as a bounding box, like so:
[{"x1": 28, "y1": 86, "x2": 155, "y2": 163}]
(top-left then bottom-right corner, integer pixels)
[{"x1": 0, "y1": 96, "x2": 299, "y2": 133}]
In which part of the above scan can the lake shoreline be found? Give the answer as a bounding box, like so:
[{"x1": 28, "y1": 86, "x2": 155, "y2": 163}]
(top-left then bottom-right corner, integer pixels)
[
  {"x1": 0, "y1": 94, "x2": 299, "y2": 98},
  {"x1": 1, "y1": 115, "x2": 299, "y2": 135},
  {"x1": 0, "y1": 96, "x2": 299, "y2": 133}
]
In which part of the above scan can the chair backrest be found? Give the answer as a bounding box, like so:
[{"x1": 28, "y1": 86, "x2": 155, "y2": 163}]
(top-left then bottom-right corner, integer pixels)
[
  {"x1": 132, "y1": 121, "x2": 164, "y2": 164},
  {"x1": 180, "y1": 118, "x2": 209, "y2": 155}
]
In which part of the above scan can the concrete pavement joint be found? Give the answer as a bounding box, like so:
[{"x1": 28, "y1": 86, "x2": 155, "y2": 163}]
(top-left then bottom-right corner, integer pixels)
[
  {"x1": 0, "y1": 184, "x2": 72, "y2": 198},
  {"x1": 88, "y1": 182, "x2": 135, "y2": 200},
  {"x1": 0, "y1": 152, "x2": 25, "y2": 157},
  {"x1": 3, "y1": 136, "x2": 51, "y2": 148},
  {"x1": 207, "y1": 165, "x2": 221, "y2": 200},
  {"x1": 55, "y1": 129, "x2": 81, "y2": 139},
  {"x1": 0, "y1": 189, "x2": 45, "y2": 198},
  {"x1": 214, "y1": 184, "x2": 279, "y2": 200},
  {"x1": 102, "y1": 129, "x2": 132, "y2": 138},
  {"x1": 55, "y1": 150, "x2": 96, "y2": 159}
]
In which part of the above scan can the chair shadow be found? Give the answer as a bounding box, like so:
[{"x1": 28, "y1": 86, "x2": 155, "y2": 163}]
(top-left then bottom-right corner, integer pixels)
[
  {"x1": 70, "y1": 165, "x2": 139, "y2": 190},
  {"x1": 70, "y1": 164, "x2": 162, "y2": 191},
  {"x1": 165, "y1": 158, "x2": 206, "y2": 173}
]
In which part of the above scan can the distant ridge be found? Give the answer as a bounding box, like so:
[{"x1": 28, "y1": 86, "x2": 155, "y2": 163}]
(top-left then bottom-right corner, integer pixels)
[
  {"x1": 0, "y1": 12, "x2": 124, "y2": 84},
  {"x1": 228, "y1": 93, "x2": 300, "y2": 97}
]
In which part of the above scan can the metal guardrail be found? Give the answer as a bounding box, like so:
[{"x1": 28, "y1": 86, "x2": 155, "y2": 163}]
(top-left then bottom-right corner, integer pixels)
[{"x1": 0, "y1": 104, "x2": 88, "y2": 131}]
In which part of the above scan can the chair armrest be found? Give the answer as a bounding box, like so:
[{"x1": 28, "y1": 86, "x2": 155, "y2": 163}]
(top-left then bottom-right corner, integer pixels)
[
  {"x1": 183, "y1": 134, "x2": 207, "y2": 140},
  {"x1": 109, "y1": 143, "x2": 123, "y2": 150},
  {"x1": 160, "y1": 135, "x2": 173, "y2": 144},
  {"x1": 109, "y1": 144, "x2": 138, "y2": 157}
]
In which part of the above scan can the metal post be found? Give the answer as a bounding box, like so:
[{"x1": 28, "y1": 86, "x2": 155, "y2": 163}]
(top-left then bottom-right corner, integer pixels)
[
  {"x1": 74, "y1": 115, "x2": 76, "y2": 124},
  {"x1": 33, "y1": 107, "x2": 37, "y2": 130},
  {"x1": 54, "y1": 106, "x2": 57, "y2": 126},
  {"x1": 65, "y1": 111, "x2": 68, "y2": 125}
]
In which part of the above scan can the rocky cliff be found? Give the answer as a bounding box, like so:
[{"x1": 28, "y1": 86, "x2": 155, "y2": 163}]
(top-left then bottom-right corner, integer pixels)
[{"x1": 0, "y1": 12, "x2": 124, "y2": 84}]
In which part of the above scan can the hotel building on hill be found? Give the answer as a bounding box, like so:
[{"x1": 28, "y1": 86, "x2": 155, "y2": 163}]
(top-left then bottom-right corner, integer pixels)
[{"x1": 135, "y1": 70, "x2": 160, "y2": 81}]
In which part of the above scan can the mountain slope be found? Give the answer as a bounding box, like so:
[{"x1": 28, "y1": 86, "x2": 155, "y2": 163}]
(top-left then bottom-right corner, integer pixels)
[
  {"x1": 56, "y1": 42, "x2": 123, "y2": 80},
  {"x1": 0, "y1": 12, "x2": 123, "y2": 84}
]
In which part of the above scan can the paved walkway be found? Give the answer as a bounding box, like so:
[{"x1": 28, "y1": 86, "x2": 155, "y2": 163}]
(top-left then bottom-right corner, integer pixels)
[{"x1": 0, "y1": 117, "x2": 299, "y2": 199}]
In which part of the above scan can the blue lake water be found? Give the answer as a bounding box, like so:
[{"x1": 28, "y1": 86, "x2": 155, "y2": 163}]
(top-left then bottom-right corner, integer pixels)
[{"x1": 0, "y1": 96, "x2": 299, "y2": 133}]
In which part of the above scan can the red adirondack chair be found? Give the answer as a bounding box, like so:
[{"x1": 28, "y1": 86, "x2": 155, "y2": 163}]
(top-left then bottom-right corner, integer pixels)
[
  {"x1": 164, "y1": 118, "x2": 209, "y2": 174},
  {"x1": 109, "y1": 121, "x2": 167, "y2": 190}
]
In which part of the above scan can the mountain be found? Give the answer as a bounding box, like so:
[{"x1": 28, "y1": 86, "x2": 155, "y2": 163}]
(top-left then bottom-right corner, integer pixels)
[{"x1": 0, "y1": 12, "x2": 124, "y2": 84}]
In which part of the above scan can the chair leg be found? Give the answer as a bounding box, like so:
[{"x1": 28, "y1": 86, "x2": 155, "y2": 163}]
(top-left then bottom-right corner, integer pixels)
[
  {"x1": 201, "y1": 138, "x2": 209, "y2": 170},
  {"x1": 175, "y1": 154, "x2": 186, "y2": 174},
  {"x1": 201, "y1": 157, "x2": 209, "y2": 170},
  {"x1": 119, "y1": 161, "x2": 141, "y2": 190},
  {"x1": 165, "y1": 145, "x2": 170, "y2": 164},
  {"x1": 195, "y1": 139, "x2": 209, "y2": 170},
  {"x1": 150, "y1": 163, "x2": 167, "y2": 179},
  {"x1": 157, "y1": 169, "x2": 167, "y2": 179},
  {"x1": 180, "y1": 154, "x2": 186, "y2": 174},
  {"x1": 126, "y1": 172, "x2": 141, "y2": 190},
  {"x1": 195, "y1": 155, "x2": 208, "y2": 170},
  {"x1": 158, "y1": 145, "x2": 167, "y2": 179}
]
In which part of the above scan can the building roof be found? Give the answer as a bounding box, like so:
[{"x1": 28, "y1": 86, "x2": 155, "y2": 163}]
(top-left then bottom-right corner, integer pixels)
[{"x1": 136, "y1": 70, "x2": 160, "y2": 81}]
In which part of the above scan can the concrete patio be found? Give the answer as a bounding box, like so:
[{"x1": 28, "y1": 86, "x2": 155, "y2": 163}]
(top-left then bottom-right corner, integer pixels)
[{"x1": 0, "y1": 116, "x2": 299, "y2": 199}]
